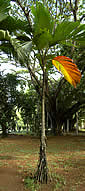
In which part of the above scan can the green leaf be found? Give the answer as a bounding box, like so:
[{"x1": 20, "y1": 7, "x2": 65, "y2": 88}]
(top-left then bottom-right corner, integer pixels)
[
  {"x1": 69, "y1": 24, "x2": 85, "y2": 38},
  {"x1": 11, "y1": 40, "x2": 32, "y2": 65},
  {"x1": 50, "y1": 21, "x2": 85, "y2": 47},
  {"x1": 0, "y1": 16, "x2": 31, "y2": 34},
  {"x1": 0, "y1": 29, "x2": 32, "y2": 65},
  {"x1": 0, "y1": 42, "x2": 14, "y2": 55},
  {"x1": 54, "y1": 22, "x2": 79, "y2": 41},
  {"x1": 33, "y1": 30, "x2": 52, "y2": 49},
  {"x1": 0, "y1": 0, "x2": 10, "y2": 22},
  {"x1": 31, "y1": 3, "x2": 54, "y2": 35},
  {"x1": 32, "y1": 3, "x2": 54, "y2": 49},
  {"x1": 0, "y1": 30, "x2": 10, "y2": 41}
]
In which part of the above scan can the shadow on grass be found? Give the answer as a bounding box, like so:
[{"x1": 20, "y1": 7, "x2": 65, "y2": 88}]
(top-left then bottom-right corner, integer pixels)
[{"x1": 0, "y1": 156, "x2": 17, "y2": 160}]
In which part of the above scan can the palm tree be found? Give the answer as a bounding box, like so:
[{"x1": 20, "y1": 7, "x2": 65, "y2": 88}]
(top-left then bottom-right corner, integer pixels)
[{"x1": 0, "y1": 0, "x2": 85, "y2": 183}]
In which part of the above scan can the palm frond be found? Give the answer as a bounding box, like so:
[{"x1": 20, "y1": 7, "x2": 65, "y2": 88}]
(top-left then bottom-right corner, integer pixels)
[
  {"x1": 0, "y1": 30, "x2": 10, "y2": 41},
  {"x1": 53, "y1": 21, "x2": 79, "y2": 41},
  {"x1": 0, "y1": 42, "x2": 14, "y2": 56},
  {"x1": 32, "y1": 2, "x2": 54, "y2": 49},
  {"x1": 0, "y1": 0, "x2": 10, "y2": 22},
  {"x1": 0, "y1": 29, "x2": 32, "y2": 66},
  {"x1": 0, "y1": 16, "x2": 31, "y2": 34},
  {"x1": 32, "y1": 3, "x2": 54, "y2": 35},
  {"x1": 10, "y1": 38, "x2": 32, "y2": 65},
  {"x1": 51, "y1": 21, "x2": 85, "y2": 47}
]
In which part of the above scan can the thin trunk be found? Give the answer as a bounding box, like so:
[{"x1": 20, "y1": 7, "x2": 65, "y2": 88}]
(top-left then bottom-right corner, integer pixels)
[
  {"x1": 26, "y1": 120, "x2": 29, "y2": 133},
  {"x1": 59, "y1": 0, "x2": 62, "y2": 15},
  {"x1": 67, "y1": 119, "x2": 69, "y2": 134},
  {"x1": 76, "y1": 112, "x2": 78, "y2": 135},
  {"x1": 34, "y1": 59, "x2": 48, "y2": 183},
  {"x1": 70, "y1": 0, "x2": 78, "y2": 54}
]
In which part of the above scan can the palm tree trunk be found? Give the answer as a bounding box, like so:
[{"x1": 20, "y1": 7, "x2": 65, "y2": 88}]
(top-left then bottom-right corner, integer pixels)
[{"x1": 34, "y1": 60, "x2": 48, "y2": 183}]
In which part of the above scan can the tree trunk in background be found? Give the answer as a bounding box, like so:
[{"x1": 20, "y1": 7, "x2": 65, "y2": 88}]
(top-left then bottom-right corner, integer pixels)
[
  {"x1": 26, "y1": 120, "x2": 29, "y2": 133},
  {"x1": 34, "y1": 61, "x2": 48, "y2": 183},
  {"x1": 67, "y1": 119, "x2": 69, "y2": 134},
  {"x1": 2, "y1": 123, "x2": 7, "y2": 137},
  {"x1": 76, "y1": 112, "x2": 78, "y2": 135}
]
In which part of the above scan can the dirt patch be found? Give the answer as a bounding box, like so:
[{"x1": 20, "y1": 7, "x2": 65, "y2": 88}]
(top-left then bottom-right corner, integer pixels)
[{"x1": 0, "y1": 167, "x2": 24, "y2": 191}]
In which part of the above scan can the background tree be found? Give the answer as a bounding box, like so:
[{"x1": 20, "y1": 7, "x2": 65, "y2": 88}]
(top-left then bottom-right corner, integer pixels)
[
  {"x1": 18, "y1": 86, "x2": 41, "y2": 135},
  {"x1": 0, "y1": 72, "x2": 19, "y2": 136}
]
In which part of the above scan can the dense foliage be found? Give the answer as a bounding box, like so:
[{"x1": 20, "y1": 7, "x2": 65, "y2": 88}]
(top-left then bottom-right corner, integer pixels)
[{"x1": 0, "y1": 72, "x2": 19, "y2": 136}]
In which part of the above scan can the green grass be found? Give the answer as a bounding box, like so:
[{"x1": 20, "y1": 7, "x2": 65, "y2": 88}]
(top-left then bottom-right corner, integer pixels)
[
  {"x1": 24, "y1": 177, "x2": 40, "y2": 191},
  {"x1": 0, "y1": 162, "x2": 4, "y2": 167},
  {"x1": 52, "y1": 173, "x2": 66, "y2": 190}
]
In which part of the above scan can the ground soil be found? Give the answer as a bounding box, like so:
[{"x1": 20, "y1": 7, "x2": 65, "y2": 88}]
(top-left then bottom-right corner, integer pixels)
[
  {"x1": 0, "y1": 167, "x2": 24, "y2": 191},
  {"x1": 0, "y1": 135, "x2": 85, "y2": 191}
]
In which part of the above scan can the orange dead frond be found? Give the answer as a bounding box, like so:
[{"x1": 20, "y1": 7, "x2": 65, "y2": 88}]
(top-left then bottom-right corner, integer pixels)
[{"x1": 52, "y1": 56, "x2": 81, "y2": 88}]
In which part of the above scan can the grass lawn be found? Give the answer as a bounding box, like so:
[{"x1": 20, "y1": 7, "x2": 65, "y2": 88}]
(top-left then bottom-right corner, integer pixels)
[{"x1": 0, "y1": 135, "x2": 85, "y2": 191}]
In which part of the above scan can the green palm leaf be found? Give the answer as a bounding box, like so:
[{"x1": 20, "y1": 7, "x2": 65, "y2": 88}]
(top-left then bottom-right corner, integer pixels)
[
  {"x1": 32, "y1": 3, "x2": 54, "y2": 35},
  {"x1": 32, "y1": 2, "x2": 85, "y2": 49},
  {"x1": 0, "y1": 0, "x2": 10, "y2": 22},
  {"x1": 32, "y1": 3, "x2": 54, "y2": 49},
  {"x1": 53, "y1": 21, "x2": 79, "y2": 41},
  {"x1": 0, "y1": 0, "x2": 31, "y2": 35},
  {"x1": 0, "y1": 30, "x2": 10, "y2": 41},
  {"x1": 10, "y1": 39, "x2": 32, "y2": 65},
  {"x1": 0, "y1": 29, "x2": 32, "y2": 66},
  {"x1": 0, "y1": 16, "x2": 31, "y2": 34},
  {"x1": 51, "y1": 21, "x2": 85, "y2": 47},
  {"x1": 0, "y1": 42, "x2": 14, "y2": 55}
]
